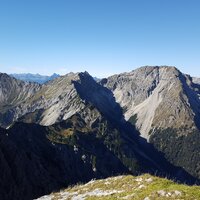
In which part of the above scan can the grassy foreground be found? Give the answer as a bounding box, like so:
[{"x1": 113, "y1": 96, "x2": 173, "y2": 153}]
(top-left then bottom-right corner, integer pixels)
[{"x1": 37, "y1": 174, "x2": 200, "y2": 200}]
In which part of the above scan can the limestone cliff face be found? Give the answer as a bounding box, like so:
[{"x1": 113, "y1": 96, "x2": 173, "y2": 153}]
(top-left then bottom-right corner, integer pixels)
[
  {"x1": 0, "y1": 73, "x2": 41, "y2": 127},
  {"x1": 16, "y1": 72, "x2": 85, "y2": 126},
  {"x1": 0, "y1": 73, "x2": 41, "y2": 108},
  {"x1": 101, "y1": 66, "x2": 200, "y2": 139}
]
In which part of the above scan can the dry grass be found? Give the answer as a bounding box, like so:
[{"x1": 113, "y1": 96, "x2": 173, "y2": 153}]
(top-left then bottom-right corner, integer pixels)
[{"x1": 37, "y1": 174, "x2": 200, "y2": 200}]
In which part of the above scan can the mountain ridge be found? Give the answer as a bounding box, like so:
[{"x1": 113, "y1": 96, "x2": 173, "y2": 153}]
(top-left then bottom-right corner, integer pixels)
[
  {"x1": 101, "y1": 66, "x2": 200, "y2": 138},
  {"x1": 0, "y1": 66, "x2": 200, "y2": 199}
]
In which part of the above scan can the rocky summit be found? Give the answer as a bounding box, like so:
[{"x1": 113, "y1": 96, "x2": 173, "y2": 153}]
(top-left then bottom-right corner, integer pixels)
[
  {"x1": 101, "y1": 66, "x2": 200, "y2": 139},
  {"x1": 0, "y1": 66, "x2": 200, "y2": 199},
  {"x1": 101, "y1": 66, "x2": 200, "y2": 180}
]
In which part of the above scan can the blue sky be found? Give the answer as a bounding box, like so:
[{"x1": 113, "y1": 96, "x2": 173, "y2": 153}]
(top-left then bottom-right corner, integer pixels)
[{"x1": 0, "y1": 0, "x2": 200, "y2": 77}]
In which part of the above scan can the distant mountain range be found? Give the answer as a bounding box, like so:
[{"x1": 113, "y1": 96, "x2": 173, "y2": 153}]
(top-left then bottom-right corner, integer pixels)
[
  {"x1": 0, "y1": 66, "x2": 200, "y2": 199},
  {"x1": 10, "y1": 73, "x2": 60, "y2": 84},
  {"x1": 10, "y1": 73, "x2": 101, "y2": 84}
]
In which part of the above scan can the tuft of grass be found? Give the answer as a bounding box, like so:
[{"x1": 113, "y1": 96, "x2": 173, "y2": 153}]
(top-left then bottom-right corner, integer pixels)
[{"x1": 37, "y1": 174, "x2": 200, "y2": 200}]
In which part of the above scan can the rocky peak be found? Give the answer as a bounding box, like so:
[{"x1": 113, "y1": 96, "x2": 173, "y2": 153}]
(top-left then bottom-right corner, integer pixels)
[
  {"x1": 73, "y1": 71, "x2": 124, "y2": 124},
  {"x1": 0, "y1": 73, "x2": 41, "y2": 110},
  {"x1": 0, "y1": 72, "x2": 11, "y2": 79},
  {"x1": 101, "y1": 66, "x2": 199, "y2": 139}
]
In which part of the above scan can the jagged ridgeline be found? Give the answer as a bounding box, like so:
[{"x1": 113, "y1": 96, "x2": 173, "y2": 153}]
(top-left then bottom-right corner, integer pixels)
[{"x1": 0, "y1": 67, "x2": 200, "y2": 200}]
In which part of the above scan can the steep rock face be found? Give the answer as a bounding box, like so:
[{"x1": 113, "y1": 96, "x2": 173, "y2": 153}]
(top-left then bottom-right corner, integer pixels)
[
  {"x1": 0, "y1": 71, "x2": 125, "y2": 128},
  {"x1": 0, "y1": 72, "x2": 90, "y2": 127},
  {"x1": 101, "y1": 66, "x2": 200, "y2": 179},
  {"x1": 0, "y1": 73, "x2": 41, "y2": 127},
  {"x1": 0, "y1": 73, "x2": 41, "y2": 108},
  {"x1": 101, "y1": 66, "x2": 200, "y2": 139},
  {"x1": 17, "y1": 72, "x2": 85, "y2": 126}
]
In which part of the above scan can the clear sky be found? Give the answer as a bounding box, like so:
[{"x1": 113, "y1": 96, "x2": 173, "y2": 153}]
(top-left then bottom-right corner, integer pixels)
[{"x1": 0, "y1": 0, "x2": 200, "y2": 77}]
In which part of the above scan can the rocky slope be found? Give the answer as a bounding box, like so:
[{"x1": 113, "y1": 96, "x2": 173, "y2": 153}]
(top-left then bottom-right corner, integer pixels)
[
  {"x1": 0, "y1": 72, "x2": 124, "y2": 128},
  {"x1": 37, "y1": 174, "x2": 200, "y2": 200},
  {"x1": 0, "y1": 73, "x2": 40, "y2": 108},
  {"x1": 101, "y1": 66, "x2": 200, "y2": 179},
  {"x1": 101, "y1": 66, "x2": 200, "y2": 139},
  {"x1": 0, "y1": 73, "x2": 41, "y2": 127}
]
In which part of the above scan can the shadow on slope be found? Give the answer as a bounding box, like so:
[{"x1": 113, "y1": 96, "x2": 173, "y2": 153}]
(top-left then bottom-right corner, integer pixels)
[{"x1": 0, "y1": 121, "x2": 130, "y2": 200}]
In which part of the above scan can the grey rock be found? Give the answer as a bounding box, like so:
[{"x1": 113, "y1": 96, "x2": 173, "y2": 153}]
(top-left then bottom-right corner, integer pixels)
[{"x1": 101, "y1": 66, "x2": 200, "y2": 139}]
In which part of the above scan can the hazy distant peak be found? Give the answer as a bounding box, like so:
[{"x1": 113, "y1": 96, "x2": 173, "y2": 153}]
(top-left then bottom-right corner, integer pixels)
[{"x1": 10, "y1": 73, "x2": 60, "y2": 84}]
